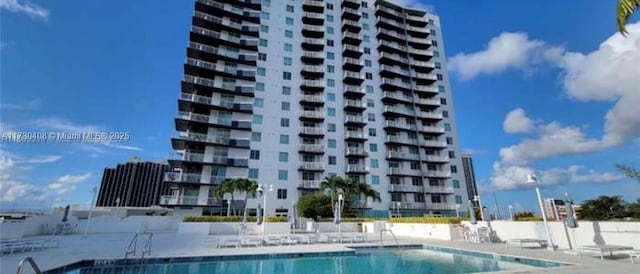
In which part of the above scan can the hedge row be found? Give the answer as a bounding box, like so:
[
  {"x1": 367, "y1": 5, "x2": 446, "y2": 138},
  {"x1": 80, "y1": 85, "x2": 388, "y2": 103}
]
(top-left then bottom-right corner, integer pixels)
[
  {"x1": 513, "y1": 217, "x2": 544, "y2": 222},
  {"x1": 183, "y1": 216, "x2": 288, "y2": 223}
]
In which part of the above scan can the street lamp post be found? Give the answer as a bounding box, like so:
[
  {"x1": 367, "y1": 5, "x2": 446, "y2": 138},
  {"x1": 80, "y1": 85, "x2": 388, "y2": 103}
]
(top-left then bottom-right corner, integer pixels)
[
  {"x1": 508, "y1": 205, "x2": 514, "y2": 221},
  {"x1": 474, "y1": 195, "x2": 485, "y2": 220},
  {"x1": 527, "y1": 174, "x2": 555, "y2": 251},
  {"x1": 396, "y1": 202, "x2": 401, "y2": 217},
  {"x1": 338, "y1": 194, "x2": 343, "y2": 234},
  {"x1": 455, "y1": 204, "x2": 460, "y2": 217},
  {"x1": 83, "y1": 186, "x2": 98, "y2": 238},
  {"x1": 257, "y1": 184, "x2": 273, "y2": 242}
]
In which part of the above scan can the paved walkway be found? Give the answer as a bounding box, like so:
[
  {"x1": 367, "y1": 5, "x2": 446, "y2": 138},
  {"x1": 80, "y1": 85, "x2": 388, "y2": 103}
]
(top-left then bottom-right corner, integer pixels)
[{"x1": 1, "y1": 233, "x2": 639, "y2": 273}]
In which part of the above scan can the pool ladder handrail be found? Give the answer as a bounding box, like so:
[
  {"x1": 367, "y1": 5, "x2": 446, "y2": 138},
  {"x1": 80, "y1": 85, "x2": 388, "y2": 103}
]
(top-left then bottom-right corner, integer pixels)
[
  {"x1": 16, "y1": 257, "x2": 41, "y2": 274},
  {"x1": 141, "y1": 233, "x2": 152, "y2": 258},
  {"x1": 124, "y1": 233, "x2": 153, "y2": 259},
  {"x1": 379, "y1": 228, "x2": 400, "y2": 247}
]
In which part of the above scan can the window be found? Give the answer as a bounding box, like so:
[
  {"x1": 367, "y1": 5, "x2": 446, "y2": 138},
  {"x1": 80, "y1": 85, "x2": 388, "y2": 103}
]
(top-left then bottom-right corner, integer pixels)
[
  {"x1": 371, "y1": 175, "x2": 380, "y2": 185},
  {"x1": 256, "y1": 82, "x2": 265, "y2": 92},
  {"x1": 327, "y1": 65, "x2": 335, "y2": 73},
  {"x1": 438, "y1": 85, "x2": 445, "y2": 93},
  {"x1": 280, "y1": 118, "x2": 290, "y2": 127},
  {"x1": 262, "y1": 0, "x2": 270, "y2": 7},
  {"x1": 453, "y1": 180, "x2": 460, "y2": 189},
  {"x1": 433, "y1": 51, "x2": 440, "y2": 58},
  {"x1": 257, "y1": 67, "x2": 266, "y2": 76},
  {"x1": 366, "y1": 85, "x2": 374, "y2": 93},
  {"x1": 442, "y1": 110, "x2": 448, "y2": 118},
  {"x1": 327, "y1": 108, "x2": 336, "y2": 117},
  {"x1": 254, "y1": 98, "x2": 264, "y2": 107},
  {"x1": 450, "y1": 165, "x2": 458, "y2": 173},
  {"x1": 284, "y1": 43, "x2": 292, "y2": 52},
  {"x1": 371, "y1": 159, "x2": 379, "y2": 168},
  {"x1": 285, "y1": 30, "x2": 293, "y2": 38},
  {"x1": 446, "y1": 137, "x2": 453, "y2": 145},
  {"x1": 444, "y1": 123, "x2": 451, "y2": 131},
  {"x1": 281, "y1": 101, "x2": 290, "y2": 111},
  {"x1": 435, "y1": 62, "x2": 441, "y2": 69},
  {"x1": 369, "y1": 143, "x2": 377, "y2": 152},
  {"x1": 327, "y1": 39, "x2": 334, "y2": 47},
  {"x1": 251, "y1": 132, "x2": 261, "y2": 141},
  {"x1": 428, "y1": 19, "x2": 434, "y2": 24},
  {"x1": 253, "y1": 115, "x2": 262, "y2": 125},
  {"x1": 328, "y1": 156, "x2": 336, "y2": 165},
  {"x1": 248, "y1": 168, "x2": 259, "y2": 179},
  {"x1": 327, "y1": 3, "x2": 333, "y2": 10},
  {"x1": 437, "y1": 74, "x2": 443, "y2": 80},
  {"x1": 282, "y1": 86, "x2": 291, "y2": 95},
  {"x1": 391, "y1": 193, "x2": 402, "y2": 202},
  {"x1": 364, "y1": 59, "x2": 372, "y2": 67},
  {"x1": 364, "y1": 47, "x2": 371, "y2": 54},
  {"x1": 455, "y1": 195, "x2": 463, "y2": 204},
  {"x1": 260, "y1": 25, "x2": 269, "y2": 33},
  {"x1": 430, "y1": 29, "x2": 437, "y2": 36},
  {"x1": 327, "y1": 27, "x2": 334, "y2": 34},
  {"x1": 363, "y1": 35, "x2": 370, "y2": 42},
  {"x1": 277, "y1": 189, "x2": 287, "y2": 199},
  {"x1": 259, "y1": 39, "x2": 268, "y2": 47},
  {"x1": 448, "y1": 151, "x2": 455, "y2": 159},
  {"x1": 415, "y1": 193, "x2": 425, "y2": 203},
  {"x1": 366, "y1": 99, "x2": 374, "y2": 107},
  {"x1": 367, "y1": 113, "x2": 375, "y2": 122},
  {"x1": 327, "y1": 93, "x2": 336, "y2": 101},
  {"x1": 327, "y1": 79, "x2": 335, "y2": 87},
  {"x1": 285, "y1": 17, "x2": 294, "y2": 25},
  {"x1": 362, "y1": 12, "x2": 368, "y2": 19},
  {"x1": 363, "y1": 23, "x2": 369, "y2": 30},
  {"x1": 279, "y1": 152, "x2": 288, "y2": 162},
  {"x1": 431, "y1": 195, "x2": 442, "y2": 203},
  {"x1": 440, "y1": 98, "x2": 447, "y2": 105},
  {"x1": 286, "y1": 5, "x2": 294, "y2": 12},
  {"x1": 368, "y1": 128, "x2": 376, "y2": 136},
  {"x1": 261, "y1": 12, "x2": 270, "y2": 20},
  {"x1": 432, "y1": 40, "x2": 438, "y2": 47},
  {"x1": 328, "y1": 139, "x2": 336, "y2": 148},
  {"x1": 250, "y1": 150, "x2": 260, "y2": 160},
  {"x1": 283, "y1": 57, "x2": 292, "y2": 66},
  {"x1": 278, "y1": 170, "x2": 288, "y2": 180},
  {"x1": 283, "y1": 71, "x2": 292, "y2": 80},
  {"x1": 361, "y1": 1, "x2": 368, "y2": 8},
  {"x1": 328, "y1": 123, "x2": 336, "y2": 132},
  {"x1": 365, "y1": 72, "x2": 373, "y2": 80},
  {"x1": 326, "y1": 15, "x2": 334, "y2": 22},
  {"x1": 258, "y1": 53, "x2": 267, "y2": 61},
  {"x1": 279, "y1": 134, "x2": 289, "y2": 144},
  {"x1": 327, "y1": 52, "x2": 335, "y2": 60}
]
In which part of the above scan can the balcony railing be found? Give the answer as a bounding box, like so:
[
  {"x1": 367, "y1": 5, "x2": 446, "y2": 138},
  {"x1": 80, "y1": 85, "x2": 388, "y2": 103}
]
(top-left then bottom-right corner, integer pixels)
[
  {"x1": 299, "y1": 180, "x2": 322, "y2": 189},
  {"x1": 426, "y1": 203, "x2": 457, "y2": 210},
  {"x1": 422, "y1": 140, "x2": 448, "y2": 147},
  {"x1": 301, "y1": 94, "x2": 324, "y2": 103},
  {"x1": 300, "y1": 110, "x2": 324, "y2": 119},
  {"x1": 345, "y1": 115, "x2": 365, "y2": 123},
  {"x1": 345, "y1": 131, "x2": 365, "y2": 139},
  {"x1": 346, "y1": 165, "x2": 369, "y2": 173},
  {"x1": 387, "y1": 151, "x2": 420, "y2": 161},
  {"x1": 300, "y1": 127, "x2": 324, "y2": 135},
  {"x1": 298, "y1": 144, "x2": 325, "y2": 153},
  {"x1": 344, "y1": 99, "x2": 365, "y2": 108},
  {"x1": 164, "y1": 172, "x2": 223, "y2": 184},
  {"x1": 160, "y1": 195, "x2": 200, "y2": 206},
  {"x1": 389, "y1": 184, "x2": 424, "y2": 192},
  {"x1": 386, "y1": 136, "x2": 419, "y2": 145},
  {"x1": 389, "y1": 167, "x2": 422, "y2": 176},
  {"x1": 423, "y1": 155, "x2": 449, "y2": 162},
  {"x1": 346, "y1": 147, "x2": 368, "y2": 156},
  {"x1": 383, "y1": 92, "x2": 414, "y2": 103},
  {"x1": 299, "y1": 162, "x2": 325, "y2": 170},
  {"x1": 423, "y1": 170, "x2": 452, "y2": 178},
  {"x1": 427, "y1": 185, "x2": 454, "y2": 193},
  {"x1": 422, "y1": 126, "x2": 446, "y2": 134},
  {"x1": 384, "y1": 121, "x2": 417, "y2": 131},
  {"x1": 384, "y1": 106, "x2": 416, "y2": 116},
  {"x1": 399, "y1": 202, "x2": 426, "y2": 210}
]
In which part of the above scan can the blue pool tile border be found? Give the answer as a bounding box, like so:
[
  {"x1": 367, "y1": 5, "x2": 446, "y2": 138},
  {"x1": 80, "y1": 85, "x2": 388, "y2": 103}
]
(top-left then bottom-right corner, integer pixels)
[{"x1": 422, "y1": 245, "x2": 570, "y2": 268}]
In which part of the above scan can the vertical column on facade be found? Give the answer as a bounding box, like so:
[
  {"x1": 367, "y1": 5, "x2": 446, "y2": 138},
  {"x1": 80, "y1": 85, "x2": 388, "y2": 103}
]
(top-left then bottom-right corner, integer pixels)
[{"x1": 298, "y1": 0, "x2": 326, "y2": 193}]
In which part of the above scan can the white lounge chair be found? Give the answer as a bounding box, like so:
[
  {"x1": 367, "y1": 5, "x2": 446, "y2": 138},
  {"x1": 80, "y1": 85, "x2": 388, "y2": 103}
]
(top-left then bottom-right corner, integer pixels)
[
  {"x1": 506, "y1": 239, "x2": 548, "y2": 248},
  {"x1": 264, "y1": 235, "x2": 282, "y2": 246},
  {"x1": 628, "y1": 250, "x2": 640, "y2": 263},
  {"x1": 352, "y1": 233, "x2": 367, "y2": 243},
  {"x1": 220, "y1": 237, "x2": 242, "y2": 248},
  {"x1": 577, "y1": 245, "x2": 634, "y2": 260},
  {"x1": 241, "y1": 236, "x2": 263, "y2": 247}
]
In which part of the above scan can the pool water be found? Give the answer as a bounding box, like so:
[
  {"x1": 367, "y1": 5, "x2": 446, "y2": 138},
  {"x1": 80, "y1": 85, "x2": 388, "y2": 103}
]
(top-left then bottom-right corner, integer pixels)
[{"x1": 58, "y1": 249, "x2": 545, "y2": 274}]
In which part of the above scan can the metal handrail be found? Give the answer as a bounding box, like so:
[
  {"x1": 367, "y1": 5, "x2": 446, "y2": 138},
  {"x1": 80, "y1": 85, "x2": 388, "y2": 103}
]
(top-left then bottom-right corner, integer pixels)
[
  {"x1": 379, "y1": 228, "x2": 400, "y2": 247},
  {"x1": 16, "y1": 257, "x2": 41, "y2": 274},
  {"x1": 141, "y1": 233, "x2": 153, "y2": 258},
  {"x1": 124, "y1": 233, "x2": 138, "y2": 259}
]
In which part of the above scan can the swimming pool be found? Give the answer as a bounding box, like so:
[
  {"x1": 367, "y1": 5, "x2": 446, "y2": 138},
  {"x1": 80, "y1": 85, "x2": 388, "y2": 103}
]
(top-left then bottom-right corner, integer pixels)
[{"x1": 47, "y1": 246, "x2": 567, "y2": 274}]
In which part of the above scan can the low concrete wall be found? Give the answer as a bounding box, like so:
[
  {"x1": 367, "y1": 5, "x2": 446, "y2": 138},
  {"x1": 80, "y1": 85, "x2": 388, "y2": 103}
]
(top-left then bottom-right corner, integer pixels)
[
  {"x1": 0, "y1": 220, "x2": 25, "y2": 240},
  {"x1": 474, "y1": 220, "x2": 640, "y2": 249},
  {"x1": 177, "y1": 222, "x2": 360, "y2": 235}
]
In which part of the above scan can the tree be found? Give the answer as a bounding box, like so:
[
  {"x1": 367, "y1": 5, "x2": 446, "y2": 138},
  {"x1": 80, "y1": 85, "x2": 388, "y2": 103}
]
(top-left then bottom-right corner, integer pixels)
[
  {"x1": 296, "y1": 193, "x2": 333, "y2": 221},
  {"x1": 235, "y1": 178, "x2": 258, "y2": 217},
  {"x1": 616, "y1": 163, "x2": 640, "y2": 181},
  {"x1": 355, "y1": 181, "x2": 381, "y2": 217},
  {"x1": 617, "y1": 0, "x2": 639, "y2": 35},
  {"x1": 579, "y1": 195, "x2": 628, "y2": 220},
  {"x1": 626, "y1": 198, "x2": 640, "y2": 219},
  {"x1": 213, "y1": 178, "x2": 238, "y2": 216}
]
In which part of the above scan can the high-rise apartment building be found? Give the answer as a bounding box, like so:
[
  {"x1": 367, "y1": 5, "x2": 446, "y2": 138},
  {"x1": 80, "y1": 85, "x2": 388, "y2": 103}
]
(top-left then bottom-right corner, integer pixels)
[
  {"x1": 97, "y1": 157, "x2": 171, "y2": 207},
  {"x1": 161, "y1": 0, "x2": 468, "y2": 217},
  {"x1": 461, "y1": 154, "x2": 479, "y2": 207}
]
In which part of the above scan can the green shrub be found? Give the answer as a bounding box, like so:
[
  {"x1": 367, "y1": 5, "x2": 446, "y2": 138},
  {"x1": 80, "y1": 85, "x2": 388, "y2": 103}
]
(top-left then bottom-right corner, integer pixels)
[{"x1": 513, "y1": 217, "x2": 544, "y2": 222}]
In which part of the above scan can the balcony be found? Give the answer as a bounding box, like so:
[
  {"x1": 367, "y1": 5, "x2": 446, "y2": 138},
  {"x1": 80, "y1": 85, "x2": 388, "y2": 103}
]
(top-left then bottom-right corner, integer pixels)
[
  {"x1": 342, "y1": 44, "x2": 363, "y2": 58},
  {"x1": 344, "y1": 85, "x2": 366, "y2": 98},
  {"x1": 300, "y1": 127, "x2": 325, "y2": 136},
  {"x1": 423, "y1": 155, "x2": 449, "y2": 163},
  {"x1": 172, "y1": 131, "x2": 231, "y2": 146},
  {"x1": 303, "y1": 0, "x2": 324, "y2": 13},
  {"x1": 343, "y1": 71, "x2": 364, "y2": 84},
  {"x1": 415, "y1": 97, "x2": 440, "y2": 107},
  {"x1": 342, "y1": 19, "x2": 361, "y2": 32},
  {"x1": 341, "y1": 7, "x2": 361, "y2": 20},
  {"x1": 299, "y1": 162, "x2": 326, "y2": 171},
  {"x1": 163, "y1": 172, "x2": 223, "y2": 185},
  {"x1": 342, "y1": 0, "x2": 359, "y2": 9},
  {"x1": 346, "y1": 165, "x2": 369, "y2": 173},
  {"x1": 376, "y1": 5, "x2": 404, "y2": 19},
  {"x1": 406, "y1": 13, "x2": 428, "y2": 25},
  {"x1": 175, "y1": 111, "x2": 251, "y2": 129},
  {"x1": 421, "y1": 126, "x2": 446, "y2": 134},
  {"x1": 379, "y1": 52, "x2": 409, "y2": 64},
  {"x1": 160, "y1": 195, "x2": 201, "y2": 206},
  {"x1": 384, "y1": 106, "x2": 416, "y2": 117},
  {"x1": 183, "y1": 75, "x2": 254, "y2": 95},
  {"x1": 186, "y1": 58, "x2": 255, "y2": 78},
  {"x1": 300, "y1": 94, "x2": 325, "y2": 105},
  {"x1": 188, "y1": 42, "x2": 257, "y2": 62},
  {"x1": 345, "y1": 131, "x2": 366, "y2": 140},
  {"x1": 386, "y1": 151, "x2": 420, "y2": 161},
  {"x1": 426, "y1": 203, "x2": 457, "y2": 211},
  {"x1": 423, "y1": 170, "x2": 451, "y2": 178},
  {"x1": 376, "y1": 17, "x2": 403, "y2": 30},
  {"x1": 384, "y1": 120, "x2": 417, "y2": 131},
  {"x1": 301, "y1": 64, "x2": 325, "y2": 75},
  {"x1": 381, "y1": 78, "x2": 412, "y2": 90},
  {"x1": 389, "y1": 167, "x2": 422, "y2": 177},
  {"x1": 179, "y1": 92, "x2": 252, "y2": 113},
  {"x1": 299, "y1": 180, "x2": 322, "y2": 189},
  {"x1": 300, "y1": 79, "x2": 325, "y2": 90},
  {"x1": 414, "y1": 85, "x2": 439, "y2": 95},
  {"x1": 344, "y1": 115, "x2": 366, "y2": 125},
  {"x1": 382, "y1": 92, "x2": 414, "y2": 104},
  {"x1": 422, "y1": 140, "x2": 448, "y2": 148},
  {"x1": 399, "y1": 202, "x2": 426, "y2": 210},
  {"x1": 344, "y1": 99, "x2": 366, "y2": 111},
  {"x1": 298, "y1": 144, "x2": 325, "y2": 153},
  {"x1": 301, "y1": 51, "x2": 324, "y2": 63},
  {"x1": 190, "y1": 26, "x2": 257, "y2": 47},
  {"x1": 301, "y1": 37, "x2": 325, "y2": 51},
  {"x1": 302, "y1": 24, "x2": 325, "y2": 38},
  {"x1": 427, "y1": 185, "x2": 454, "y2": 193},
  {"x1": 389, "y1": 184, "x2": 424, "y2": 192},
  {"x1": 174, "y1": 152, "x2": 249, "y2": 167},
  {"x1": 385, "y1": 136, "x2": 419, "y2": 145},
  {"x1": 377, "y1": 29, "x2": 406, "y2": 42},
  {"x1": 342, "y1": 32, "x2": 362, "y2": 45},
  {"x1": 300, "y1": 110, "x2": 324, "y2": 120},
  {"x1": 346, "y1": 147, "x2": 368, "y2": 157},
  {"x1": 419, "y1": 111, "x2": 443, "y2": 120}
]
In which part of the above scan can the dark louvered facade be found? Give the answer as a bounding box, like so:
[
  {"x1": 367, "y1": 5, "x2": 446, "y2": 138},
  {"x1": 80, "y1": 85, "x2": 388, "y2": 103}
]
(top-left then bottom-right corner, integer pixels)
[{"x1": 97, "y1": 158, "x2": 171, "y2": 207}]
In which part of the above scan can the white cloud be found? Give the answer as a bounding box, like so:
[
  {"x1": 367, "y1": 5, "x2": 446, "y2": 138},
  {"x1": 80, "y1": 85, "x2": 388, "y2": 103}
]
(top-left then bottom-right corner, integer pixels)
[
  {"x1": 387, "y1": 0, "x2": 435, "y2": 12},
  {"x1": 491, "y1": 163, "x2": 622, "y2": 190},
  {"x1": 48, "y1": 173, "x2": 91, "y2": 194},
  {"x1": 448, "y1": 32, "x2": 545, "y2": 80},
  {"x1": 1, "y1": 98, "x2": 43, "y2": 111},
  {"x1": 33, "y1": 117, "x2": 102, "y2": 134},
  {"x1": 14, "y1": 155, "x2": 62, "y2": 164},
  {"x1": 462, "y1": 148, "x2": 490, "y2": 155},
  {"x1": 0, "y1": 0, "x2": 49, "y2": 21},
  {"x1": 503, "y1": 108, "x2": 535, "y2": 134}
]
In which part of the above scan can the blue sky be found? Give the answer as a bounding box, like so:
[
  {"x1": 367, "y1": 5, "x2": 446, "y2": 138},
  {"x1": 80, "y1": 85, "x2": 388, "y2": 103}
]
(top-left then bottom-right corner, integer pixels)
[{"x1": 1, "y1": 0, "x2": 639, "y2": 215}]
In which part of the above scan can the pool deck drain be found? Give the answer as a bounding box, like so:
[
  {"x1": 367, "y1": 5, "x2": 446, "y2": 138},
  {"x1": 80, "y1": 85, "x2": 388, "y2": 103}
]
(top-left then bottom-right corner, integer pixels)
[{"x1": 1, "y1": 233, "x2": 638, "y2": 273}]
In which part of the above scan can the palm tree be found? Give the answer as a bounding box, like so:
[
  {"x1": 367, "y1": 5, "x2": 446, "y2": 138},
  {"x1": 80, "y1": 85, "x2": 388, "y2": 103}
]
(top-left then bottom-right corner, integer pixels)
[
  {"x1": 356, "y1": 182, "x2": 381, "y2": 217},
  {"x1": 320, "y1": 174, "x2": 344, "y2": 207},
  {"x1": 236, "y1": 178, "x2": 258, "y2": 217},
  {"x1": 213, "y1": 178, "x2": 237, "y2": 216},
  {"x1": 616, "y1": 163, "x2": 640, "y2": 181},
  {"x1": 617, "y1": 0, "x2": 639, "y2": 35}
]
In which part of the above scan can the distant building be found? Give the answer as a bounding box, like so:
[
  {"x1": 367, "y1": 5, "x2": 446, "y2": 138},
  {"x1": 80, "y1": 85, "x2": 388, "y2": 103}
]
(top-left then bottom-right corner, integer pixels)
[
  {"x1": 97, "y1": 157, "x2": 171, "y2": 207},
  {"x1": 542, "y1": 198, "x2": 582, "y2": 221},
  {"x1": 461, "y1": 154, "x2": 478, "y2": 206}
]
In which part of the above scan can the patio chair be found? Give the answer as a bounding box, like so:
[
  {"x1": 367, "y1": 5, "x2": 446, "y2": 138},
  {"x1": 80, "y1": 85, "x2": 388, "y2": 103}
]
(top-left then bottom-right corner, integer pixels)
[
  {"x1": 352, "y1": 233, "x2": 367, "y2": 243},
  {"x1": 474, "y1": 227, "x2": 491, "y2": 244},
  {"x1": 264, "y1": 235, "x2": 282, "y2": 246},
  {"x1": 241, "y1": 236, "x2": 263, "y2": 247},
  {"x1": 627, "y1": 249, "x2": 640, "y2": 263},
  {"x1": 220, "y1": 237, "x2": 242, "y2": 248}
]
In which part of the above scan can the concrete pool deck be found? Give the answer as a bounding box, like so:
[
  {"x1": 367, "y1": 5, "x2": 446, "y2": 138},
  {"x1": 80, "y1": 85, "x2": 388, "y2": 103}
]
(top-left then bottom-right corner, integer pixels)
[{"x1": 1, "y1": 233, "x2": 639, "y2": 273}]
